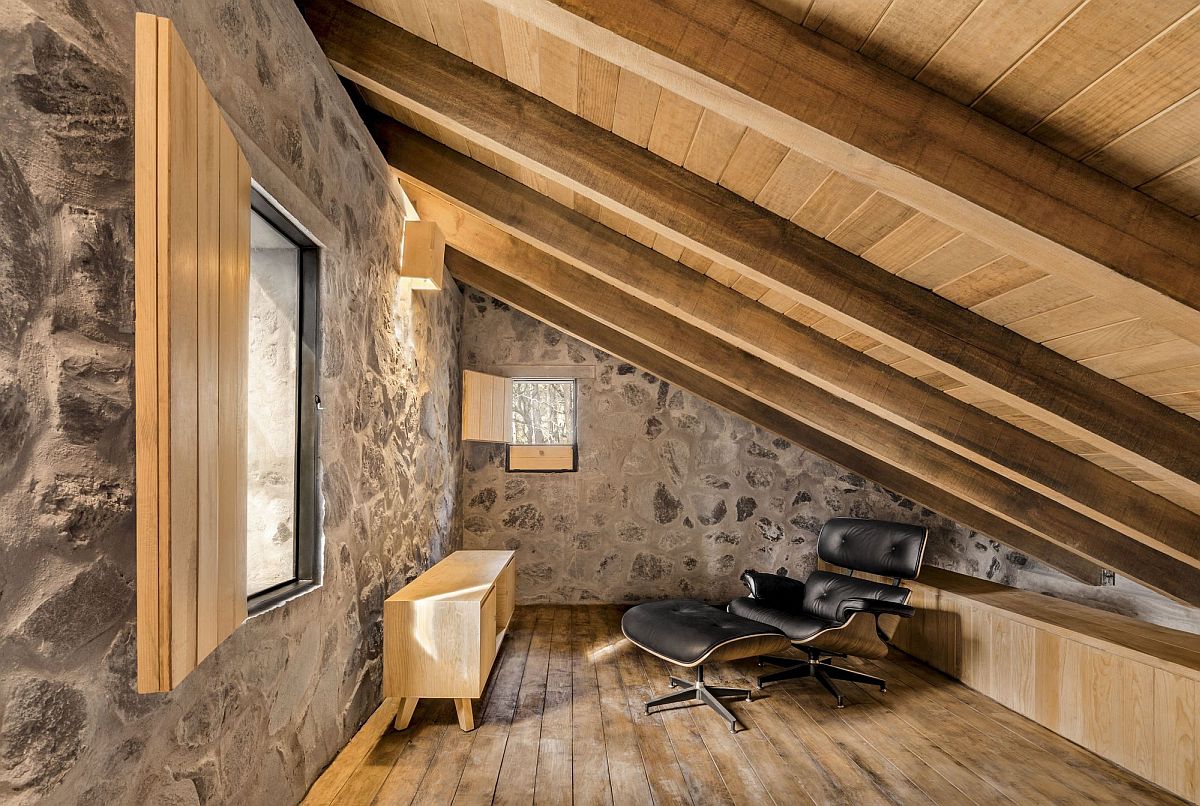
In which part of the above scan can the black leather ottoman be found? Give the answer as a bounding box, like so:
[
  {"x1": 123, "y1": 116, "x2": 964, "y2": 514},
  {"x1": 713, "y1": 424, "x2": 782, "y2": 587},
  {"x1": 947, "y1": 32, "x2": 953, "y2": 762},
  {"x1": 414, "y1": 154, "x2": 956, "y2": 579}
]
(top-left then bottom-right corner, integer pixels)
[{"x1": 621, "y1": 599, "x2": 791, "y2": 732}]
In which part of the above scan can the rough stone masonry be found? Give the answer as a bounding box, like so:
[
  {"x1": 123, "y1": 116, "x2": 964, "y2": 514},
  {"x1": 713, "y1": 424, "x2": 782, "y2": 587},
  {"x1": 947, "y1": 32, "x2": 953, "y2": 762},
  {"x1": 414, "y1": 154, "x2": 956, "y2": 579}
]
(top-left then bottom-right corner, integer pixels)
[{"x1": 0, "y1": 1, "x2": 462, "y2": 803}]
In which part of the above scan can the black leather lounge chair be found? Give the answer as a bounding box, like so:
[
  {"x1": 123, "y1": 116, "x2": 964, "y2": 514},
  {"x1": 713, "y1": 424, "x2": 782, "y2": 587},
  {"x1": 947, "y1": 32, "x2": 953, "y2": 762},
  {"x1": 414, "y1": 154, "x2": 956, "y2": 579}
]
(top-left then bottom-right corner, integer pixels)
[{"x1": 729, "y1": 517, "x2": 929, "y2": 707}]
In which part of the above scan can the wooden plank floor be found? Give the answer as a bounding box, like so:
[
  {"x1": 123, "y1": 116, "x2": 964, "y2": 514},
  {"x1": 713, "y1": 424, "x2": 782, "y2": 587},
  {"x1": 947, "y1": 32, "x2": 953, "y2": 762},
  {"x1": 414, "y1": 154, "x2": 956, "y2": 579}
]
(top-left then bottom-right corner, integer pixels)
[{"x1": 303, "y1": 606, "x2": 1185, "y2": 805}]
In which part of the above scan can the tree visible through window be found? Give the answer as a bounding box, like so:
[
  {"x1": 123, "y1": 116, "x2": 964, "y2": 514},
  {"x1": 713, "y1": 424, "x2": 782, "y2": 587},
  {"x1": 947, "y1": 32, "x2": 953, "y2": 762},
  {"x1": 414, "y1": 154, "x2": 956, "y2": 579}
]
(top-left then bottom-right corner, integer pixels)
[{"x1": 510, "y1": 379, "x2": 576, "y2": 445}]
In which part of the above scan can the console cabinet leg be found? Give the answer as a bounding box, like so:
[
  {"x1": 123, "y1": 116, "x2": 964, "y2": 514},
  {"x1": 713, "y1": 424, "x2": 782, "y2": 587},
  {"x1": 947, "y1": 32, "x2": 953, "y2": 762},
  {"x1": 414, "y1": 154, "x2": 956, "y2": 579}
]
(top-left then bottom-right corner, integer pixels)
[
  {"x1": 394, "y1": 697, "x2": 419, "y2": 730},
  {"x1": 454, "y1": 698, "x2": 475, "y2": 731}
]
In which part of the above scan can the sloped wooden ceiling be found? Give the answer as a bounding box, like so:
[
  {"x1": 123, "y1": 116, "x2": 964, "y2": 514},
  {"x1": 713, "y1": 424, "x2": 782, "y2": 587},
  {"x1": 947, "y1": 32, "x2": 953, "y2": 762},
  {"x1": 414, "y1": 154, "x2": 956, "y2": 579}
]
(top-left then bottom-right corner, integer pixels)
[{"x1": 300, "y1": 0, "x2": 1200, "y2": 604}]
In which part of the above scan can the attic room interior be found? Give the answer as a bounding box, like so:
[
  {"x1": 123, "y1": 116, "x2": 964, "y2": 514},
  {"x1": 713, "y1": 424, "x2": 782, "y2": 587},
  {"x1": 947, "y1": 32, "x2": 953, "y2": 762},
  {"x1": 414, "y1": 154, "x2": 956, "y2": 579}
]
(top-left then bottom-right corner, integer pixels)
[{"x1": 5, "y1": 0, "x2": 1200, "y2": 804}]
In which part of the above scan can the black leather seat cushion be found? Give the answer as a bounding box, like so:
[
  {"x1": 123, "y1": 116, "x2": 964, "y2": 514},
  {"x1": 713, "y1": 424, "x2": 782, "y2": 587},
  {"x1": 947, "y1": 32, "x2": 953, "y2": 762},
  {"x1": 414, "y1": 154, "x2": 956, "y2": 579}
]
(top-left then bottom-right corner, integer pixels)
[
  {"x1": 622, "y1": 599, "x2": 787, "y2": 666},
  {"x1": 728, "y1": 596, "x2": 832, "y2": 641},
  {"x1": 802, "y1": 571, "x2": 910, "y2": 621}
]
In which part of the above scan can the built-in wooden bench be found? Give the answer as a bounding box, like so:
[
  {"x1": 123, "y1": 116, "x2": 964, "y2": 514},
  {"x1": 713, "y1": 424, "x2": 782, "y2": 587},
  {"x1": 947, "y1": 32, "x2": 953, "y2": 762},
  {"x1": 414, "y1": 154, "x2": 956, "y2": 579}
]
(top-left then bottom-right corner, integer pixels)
[{"x1": 891, "y1": 566, "x2": 1200, "y2": 802}]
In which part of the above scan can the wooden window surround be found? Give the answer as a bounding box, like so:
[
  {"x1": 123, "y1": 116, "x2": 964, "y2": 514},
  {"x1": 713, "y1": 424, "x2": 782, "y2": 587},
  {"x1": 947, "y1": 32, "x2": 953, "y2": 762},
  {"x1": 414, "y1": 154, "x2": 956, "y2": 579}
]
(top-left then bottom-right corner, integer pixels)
[
  {"x1": 461, "y1": 370, "x2": 578, "y2": 472},
  {"x1": 135, "y1": 12, "x2": 250, "y2": 692}
]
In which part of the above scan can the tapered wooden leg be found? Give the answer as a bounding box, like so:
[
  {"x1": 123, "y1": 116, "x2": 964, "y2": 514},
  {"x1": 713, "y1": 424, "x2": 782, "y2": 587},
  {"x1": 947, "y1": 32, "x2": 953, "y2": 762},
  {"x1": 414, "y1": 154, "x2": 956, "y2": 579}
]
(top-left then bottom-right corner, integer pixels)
[
  {"x1": 454, "y1": 698, "x2": 476, "y2": 731},
  {"x1": 394, "y1": 697, "x2": 419, "y2": 730}
]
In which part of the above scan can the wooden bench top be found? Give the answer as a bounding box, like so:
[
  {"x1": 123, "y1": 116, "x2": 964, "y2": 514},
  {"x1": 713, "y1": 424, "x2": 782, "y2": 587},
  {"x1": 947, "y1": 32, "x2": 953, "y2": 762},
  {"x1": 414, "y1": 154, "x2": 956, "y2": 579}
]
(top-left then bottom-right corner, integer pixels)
[
  {"x1": 388, "y1": 550, "x2": 515, "y2": 604},
  {"x1": 914, "y1": 565, "x2": 1200, "y2": 679}
]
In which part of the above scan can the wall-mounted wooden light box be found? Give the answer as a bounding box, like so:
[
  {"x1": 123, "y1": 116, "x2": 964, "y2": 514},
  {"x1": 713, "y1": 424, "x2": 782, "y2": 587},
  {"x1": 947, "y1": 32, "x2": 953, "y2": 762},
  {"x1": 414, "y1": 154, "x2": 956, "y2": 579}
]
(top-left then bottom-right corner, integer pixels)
[{"x1": 400, "y1": 219, "x2": 445, "y2": 290}]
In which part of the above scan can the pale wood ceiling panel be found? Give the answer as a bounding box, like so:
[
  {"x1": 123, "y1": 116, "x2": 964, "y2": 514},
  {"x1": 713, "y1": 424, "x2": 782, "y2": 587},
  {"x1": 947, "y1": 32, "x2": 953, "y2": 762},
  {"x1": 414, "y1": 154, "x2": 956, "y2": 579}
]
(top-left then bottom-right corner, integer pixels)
[
  {"x1": 717, "y1": 128, "x2": 789, "y2": 199},
  {"x1": 422, "y1": 0, "x2": 471, "y2": 59},
  {"x1": 824, "y1": 192, "x2": 917, "y2": 255},
  {"x1": 731, "y1": 273, "x2": 771, "y2": 301},
  {"x1": 934, "y1": 256, "x2": 1046, "y2": 309},
  {"x1": 1085, "y1": 91, "x2": 1200, "y2": 187},
  {"x1": 1004, "y1": 296, "x2": 1139, "y2": 343},
  {"x1": 972, "y1": 275, "x2": 1093, "y2": 326},
  {"x1": 859, "y1": 214, "x2": 960, "y2": 273},
  {"x1": 496, "y1": 9, "x2": 541, "y2": 93},
  {"x1": 1155, "y1": 391, "x2": 1200, "y2": 418},
  {"x1": 757, "y1": 289, "x2": 796, "y2": 313},
  {"x1": 646, "y1": 90, "x2": 705, "y2": 165},
  {"x1": 650, "y1": 232, "x2": 685, "y2": 262},
  {"x1": 457, "y1": 0, "x2": 508, "y2": 78},
  {"x1": 576, "y1": 50, "x2": 620, "y2": 129},
  {"x1": 1082, "y1": 339, "x2": 1200, "y2": 379},
  {"x1": 1030, "y1": 9, "x2": 1200, "y2": 159},
  {"x1": 610, "y1": 69, "x2": 660, "y2": 148},
  {"x1": 859, "y1": 0, "x2": 981, "y2": 77},
  {"x1": 896, "y1": 233, "x2": 1004, "y2": 288},
  {"x1": 1043, "y1": 318, "x2": 1176, "y2": 361},
  {"x1": 536, "y1": 29, "x2": 578, "y2": 113},
  {"x1": 802, "y1": 0, "x2": 894, "y2": 50},
  {"x1": 355, "y1": 0, "x2": 436, "y2": 41},
  {"x1": 1122, "y1": 363, "x2": 1200, "y2": 397},
  {"x1": 915, "y1": 0, "x2": 1083, "y2": 105},
  {"x1": 789, "y1": 172, "x2": 875, "y2": 237},
  {"x1": 1140, "y1": 157, "x2": 1200, "y2": 217},
  {"x1": 683, "y1": 110, "x2": 746, "y2": 182},
  {"x1": 973, "y1": 0, "x2": 1195, "y2": 133},
  {"x1": 752, "y1": 150, "x2": 830, "y2": 218}
]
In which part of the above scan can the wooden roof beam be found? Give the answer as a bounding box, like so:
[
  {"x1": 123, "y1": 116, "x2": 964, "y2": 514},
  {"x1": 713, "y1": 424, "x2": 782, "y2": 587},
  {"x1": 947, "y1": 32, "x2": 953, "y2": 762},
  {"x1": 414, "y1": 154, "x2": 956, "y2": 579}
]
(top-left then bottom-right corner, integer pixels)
[
  {"x1": 382, "y1": 121, "x2": 1200, "y2": 572},
  {"x1": 302, "y1": 0, "x2": 1200, "y2": 501},
  {"x1": 422, "y1": 196, "x2": 1200, "y2": 603},
  {"x1": 452, "y1": 250, "x2": 1108, "y2": 588}
]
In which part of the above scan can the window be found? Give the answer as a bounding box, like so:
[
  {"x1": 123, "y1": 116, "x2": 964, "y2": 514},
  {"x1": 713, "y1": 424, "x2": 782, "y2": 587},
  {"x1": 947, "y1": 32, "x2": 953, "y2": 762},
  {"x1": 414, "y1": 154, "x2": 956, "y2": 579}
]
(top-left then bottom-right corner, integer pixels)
[
  {"x1": 246, "y1": 188, "x2": 319, "y2": 610},
  {"x1": 506, "y1": 378, "x2": 578, "y2": 472}
]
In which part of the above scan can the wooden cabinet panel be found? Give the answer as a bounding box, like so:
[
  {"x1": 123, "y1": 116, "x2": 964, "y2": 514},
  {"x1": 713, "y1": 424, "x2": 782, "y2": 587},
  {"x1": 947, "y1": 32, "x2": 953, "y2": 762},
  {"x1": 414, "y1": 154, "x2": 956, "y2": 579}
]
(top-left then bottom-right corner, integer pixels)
[
  {"x1": 506, "y1": 444, "x2": 576, "y2": 471},
  {"x1": 462, "y1": 369, "x2": 509, "y2": 442},
  {"x1": 135, "y1": 12, "x2": 250, "y2": 693}
]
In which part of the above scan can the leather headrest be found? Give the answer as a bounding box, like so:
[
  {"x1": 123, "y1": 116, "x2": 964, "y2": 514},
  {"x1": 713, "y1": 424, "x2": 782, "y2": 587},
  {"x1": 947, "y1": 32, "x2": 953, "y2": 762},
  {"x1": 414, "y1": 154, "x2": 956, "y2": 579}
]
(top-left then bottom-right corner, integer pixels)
[{"x1": 817, "y1": 518, "x2": 927, "y2": 579}]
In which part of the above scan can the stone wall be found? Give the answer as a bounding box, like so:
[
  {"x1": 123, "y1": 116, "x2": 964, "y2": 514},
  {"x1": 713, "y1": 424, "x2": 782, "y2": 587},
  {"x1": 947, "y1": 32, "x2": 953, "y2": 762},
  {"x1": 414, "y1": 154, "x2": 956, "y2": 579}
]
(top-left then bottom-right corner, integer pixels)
[
  {"x1": 459, "y1": 288, "x2": 1200, "y2": 634},
  {"x1": 0, "y1": 2, "x2": 462, "y2": 804}
]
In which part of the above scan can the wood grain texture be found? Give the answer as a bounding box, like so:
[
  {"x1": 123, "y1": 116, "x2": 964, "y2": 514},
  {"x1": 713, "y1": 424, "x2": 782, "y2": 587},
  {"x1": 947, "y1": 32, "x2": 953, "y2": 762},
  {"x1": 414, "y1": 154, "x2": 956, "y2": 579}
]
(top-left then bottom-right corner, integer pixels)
[
  {"x1": 462, "y1": 369, "x2": 508, "y2": 442},
  {"x1": 135, "y1": 14, "x2": 250, "y2": 692},
  {"x1": 388, "y1": 128, "x2": 1200, "y2": 576},
  {"x1": 890, "y1": 565, "x2": 1200, "y2": 803},
  {"x1": 304, "y1": 604, "x2": 1186, "y2": 806},
  {"x1": 472, "y1": 0, "x2": 1200, "y2": 344},
  {"x1": 302, "y1": 1, "x2": 1200, "y2": 500}
]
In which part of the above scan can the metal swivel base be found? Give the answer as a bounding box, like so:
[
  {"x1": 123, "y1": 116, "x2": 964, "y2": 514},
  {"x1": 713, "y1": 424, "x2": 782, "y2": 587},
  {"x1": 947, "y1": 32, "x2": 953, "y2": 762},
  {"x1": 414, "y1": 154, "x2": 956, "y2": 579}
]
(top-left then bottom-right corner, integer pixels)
[
  {"x1": 756, "y1": 652, "x2": 887, "y2": 708},
  {"x1": 644, "y1": 665, "x2": 752, "y2": 733}
]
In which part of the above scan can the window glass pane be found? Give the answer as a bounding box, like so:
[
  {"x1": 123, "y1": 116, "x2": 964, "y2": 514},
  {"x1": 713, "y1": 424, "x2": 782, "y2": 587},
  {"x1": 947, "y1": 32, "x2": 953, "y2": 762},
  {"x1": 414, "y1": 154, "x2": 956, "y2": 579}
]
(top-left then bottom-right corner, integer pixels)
[
  {"x1": 510, "y1": 379, "x2": 575, "y2": 445},
  {"x1": 246, "y1": 210, "x2": 300, "y2": 596}
]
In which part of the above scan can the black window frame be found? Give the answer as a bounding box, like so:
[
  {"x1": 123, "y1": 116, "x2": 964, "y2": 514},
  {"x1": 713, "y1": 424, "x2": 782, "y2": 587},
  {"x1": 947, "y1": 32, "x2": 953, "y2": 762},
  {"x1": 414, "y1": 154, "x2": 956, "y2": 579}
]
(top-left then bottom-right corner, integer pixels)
[
  {"x1": 504, "y1": 377, "x2": 579, "y2": 474},
  {"x1": 247, "y1": 187, "x2": 321, "y2": 614}
]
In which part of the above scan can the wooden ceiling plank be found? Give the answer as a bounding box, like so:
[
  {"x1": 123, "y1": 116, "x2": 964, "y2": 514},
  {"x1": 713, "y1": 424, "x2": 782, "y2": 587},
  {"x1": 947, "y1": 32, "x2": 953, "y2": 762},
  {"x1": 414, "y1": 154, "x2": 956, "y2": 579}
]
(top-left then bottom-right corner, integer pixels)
[
  {"x1": 422, "y1": 0, "x2": 471, "y2": 59},
  {"x1": 859, "y1": 213, "x2": 960, "y2": 273},
  {"x1": 859, "y1": 0, "x2": 982, "y2": 78},
  {"x1": 496, "y1": 9, "x2": 541, "y2": 94},
  {"x1": 970, "y1": 274, "x2": 1092, "y2": 327},
  {"x1": 934, "y1": 256, "x2": 1046, "y2": 309},
  {"x1": 682, "y1": 109, "x2": 746, "y2": 183},
  {"x1": 824, "y1": 191, "x2": 918, "y2": 256},
  {"x1": 446, "y1": 249, "x2": 1200, "y2": 603},
  {"x1": 789, "y1": 171, "x2": 875, "y2": 238},
  {"x1": 1004, "y1": 296, "x2": 1139, "y2": 344},
  {"x1": 305, "y1": 0, "x2": 1200, "y2": 505},
  {"x1": 456, "y1": 253, "x2": 1106, "y2": 586},
  {"x1": 973, "y1": 0, "x2": 1195, "y2": 134},
  {"x1": 916, "y1": 0, "x2": 1082, "y2": 105},
  {"x1": 576, "y1": 50, "x2": 620, "y2": 130},
  {"x1": 802, "y1": 0, "x2": 894, "y2": 51},
  {"x1": 535, "y1": 29, "x2": 577, "y2": 113},
  {"x1": 385, "y1": 129, "x2": 1200, "y2": 573},
  {"x1": 896, "y1": 233, "x2": 1005, "y2": 289},
  {"x1": 1140, "y1": 157, "x2": 1200, "y2": 218},
  {"x1": 472, "y1": 0, "x2": 1200, "y2": 342},
  {"x1": 1030, "y1": 8, "x2": 1200, "y2": 159},
  {"x1": 1043, "y1": 317, "x2": 1175, "y2": 361},
  {"x1": 1084, "y1": 89, "x2": 1200, "y2": 188},
  {"x1": 717, "y1": 128, "x2": 788, "y2": 200},
  {"x1": 609, "y1": 68, "x2": 661, "y2": 148},
  {"x1": 456, "y1": 0, "x2": 508, "y2": 78},
  {"x1": 645, "y1": 89, "x2": 704, "y2": 165},
  {"x1": 752, "y1": 150, "x2": 831, "y2": 219},
  {"x1": 1081, "y1": 339, "x2": 1200, "y2": 380}
]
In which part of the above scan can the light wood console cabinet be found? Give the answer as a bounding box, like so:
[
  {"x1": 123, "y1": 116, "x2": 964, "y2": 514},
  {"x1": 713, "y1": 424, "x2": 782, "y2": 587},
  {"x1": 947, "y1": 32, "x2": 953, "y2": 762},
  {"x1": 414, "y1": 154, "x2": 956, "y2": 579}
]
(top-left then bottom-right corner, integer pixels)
[{"x1": 384, "y1": 550, "x2": 516, "y2": 731}]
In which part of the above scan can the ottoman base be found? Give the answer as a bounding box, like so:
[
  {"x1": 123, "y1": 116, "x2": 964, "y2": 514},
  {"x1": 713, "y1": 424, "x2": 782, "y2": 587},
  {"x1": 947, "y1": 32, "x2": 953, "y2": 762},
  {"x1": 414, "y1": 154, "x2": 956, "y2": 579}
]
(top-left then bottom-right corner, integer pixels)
[{"x1": 645, "y1": 665, "x2": 751, "y2": 733}]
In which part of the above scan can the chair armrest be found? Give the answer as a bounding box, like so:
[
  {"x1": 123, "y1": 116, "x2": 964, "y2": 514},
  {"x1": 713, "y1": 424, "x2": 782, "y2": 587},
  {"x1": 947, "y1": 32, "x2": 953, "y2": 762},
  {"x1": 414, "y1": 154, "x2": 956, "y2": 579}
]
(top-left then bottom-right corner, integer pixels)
[
  {"x1": 739, "y1": 570, "x2": 806, "y2": 604},
  {"x1": 836, "y1": 597, "x2": 915, "y2": 623}
]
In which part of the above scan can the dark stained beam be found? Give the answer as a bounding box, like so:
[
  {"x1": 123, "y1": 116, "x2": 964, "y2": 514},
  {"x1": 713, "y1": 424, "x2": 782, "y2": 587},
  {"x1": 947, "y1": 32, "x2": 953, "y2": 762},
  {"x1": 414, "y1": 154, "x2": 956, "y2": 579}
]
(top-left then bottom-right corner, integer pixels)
[
  {"x1": 451, "y1": 249, "x2": 1107, "y2": 588},
  {"x1": 383, "y1": 122, "x2": 1200, "y2": 572},
  {"x1": 302, "y1": 0, "x2": 1200, "y2": 503}
]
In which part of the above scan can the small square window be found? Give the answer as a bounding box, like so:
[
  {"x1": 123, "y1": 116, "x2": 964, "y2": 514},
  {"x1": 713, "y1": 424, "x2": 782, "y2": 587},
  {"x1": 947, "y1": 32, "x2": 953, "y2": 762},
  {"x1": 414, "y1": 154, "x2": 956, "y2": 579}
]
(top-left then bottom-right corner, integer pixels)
[{"x1": 506, "y1": 378, "x2": 577, "y2": 472}]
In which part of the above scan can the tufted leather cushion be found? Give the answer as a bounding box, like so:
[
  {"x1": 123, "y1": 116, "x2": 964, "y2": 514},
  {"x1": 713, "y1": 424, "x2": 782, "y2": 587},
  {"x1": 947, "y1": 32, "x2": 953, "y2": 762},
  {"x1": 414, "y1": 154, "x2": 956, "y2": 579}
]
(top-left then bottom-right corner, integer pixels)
[
  {"x1": 801, "y1": 571, "x2": 911, "y2": 622},
  {"x1": 818, "y1": 518, "x2": 927, "y2": 578},
  {"x1": 728, "y1": 596, "x2": 831, "y2": 641},
  {"x1": 621, "y1": 599, "x2": 788, "y2": 666}
]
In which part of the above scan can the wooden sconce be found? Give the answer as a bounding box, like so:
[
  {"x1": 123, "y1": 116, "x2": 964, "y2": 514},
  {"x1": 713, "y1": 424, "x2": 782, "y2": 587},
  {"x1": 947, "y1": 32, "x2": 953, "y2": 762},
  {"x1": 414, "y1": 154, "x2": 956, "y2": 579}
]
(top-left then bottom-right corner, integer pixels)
[{"x1": 400, "y1": 219, "x2": 446, "y2": 290}]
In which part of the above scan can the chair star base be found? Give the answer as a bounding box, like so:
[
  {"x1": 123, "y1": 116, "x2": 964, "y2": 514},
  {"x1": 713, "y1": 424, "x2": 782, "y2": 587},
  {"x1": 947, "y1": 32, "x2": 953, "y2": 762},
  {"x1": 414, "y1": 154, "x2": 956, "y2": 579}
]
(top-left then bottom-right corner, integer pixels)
[
  {"x1": 645, "y1": 665, "x2": 752, "y2": 733},
  {"x1": 756, "y1": 652, "x2": 887, "y2": 707}
]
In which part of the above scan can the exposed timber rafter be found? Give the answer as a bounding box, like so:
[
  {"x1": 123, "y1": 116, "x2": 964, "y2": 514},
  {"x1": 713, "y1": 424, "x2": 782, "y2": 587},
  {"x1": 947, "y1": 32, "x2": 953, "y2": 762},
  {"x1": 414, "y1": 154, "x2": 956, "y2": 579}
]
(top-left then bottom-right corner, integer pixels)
[
  {"x1": 405, "y1": 176, "x2": 1200, "y2": 603},
  {"x1": 378, "y1": 120, "x2": 1200, "y2": 573},
  {"x1": 302, "y1": 0, "x2": 1200, "y2": 504},
  {"x1": 452, "y1": 249, "x2": 1108, "y2": 588}
]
